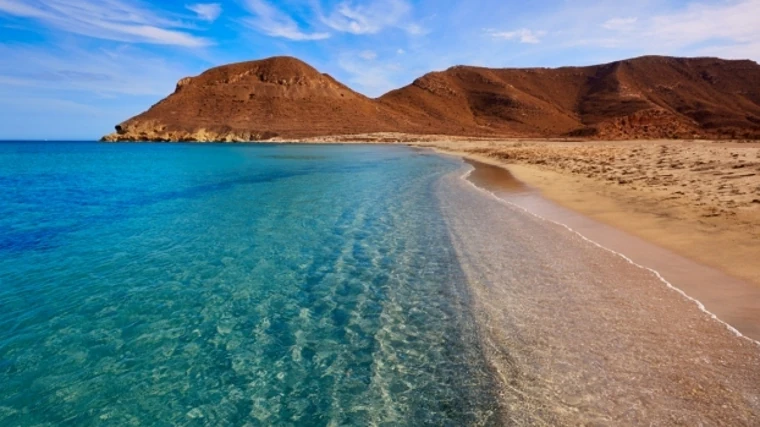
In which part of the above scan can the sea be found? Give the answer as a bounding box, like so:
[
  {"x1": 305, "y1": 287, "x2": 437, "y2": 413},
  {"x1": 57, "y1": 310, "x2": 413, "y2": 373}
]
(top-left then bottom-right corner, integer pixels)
[{"x1": 0, "y1": 142, "x2": 501, "y2": 426}]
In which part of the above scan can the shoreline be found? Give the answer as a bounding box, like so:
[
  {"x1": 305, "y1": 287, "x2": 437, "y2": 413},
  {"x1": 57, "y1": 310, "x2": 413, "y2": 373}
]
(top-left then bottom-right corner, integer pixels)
[
  {"x1": 106, "y1": 136, "x2": 760, "y2": 287},
  {"x1": 420, "y1": 140, "x2": 760, "y2": 341},
  {"x1": 436, "y1": 166, "x2": 760, "y2": 424},
  {"x1": 457, "y1": 160, "x2": 760, "y2": 344},
  {"x1": 100, "y1": 136, "x2": 760, "y2": 290},
  {"x1": 417, "y1": 139, "x2": 760, "y2": 290}
]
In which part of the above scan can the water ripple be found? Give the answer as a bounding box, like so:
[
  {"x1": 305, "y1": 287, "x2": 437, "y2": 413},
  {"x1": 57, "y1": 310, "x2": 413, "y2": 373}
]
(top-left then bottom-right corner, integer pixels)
[{"x1": 0, "y1": 143, "x2": 501, "y2": 426}]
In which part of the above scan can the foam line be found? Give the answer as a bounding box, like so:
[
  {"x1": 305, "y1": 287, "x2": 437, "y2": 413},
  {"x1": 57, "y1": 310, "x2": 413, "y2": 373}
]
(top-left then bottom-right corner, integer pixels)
[{"x1": 458, "y1": 166, "x2": 760, "y2": 348}]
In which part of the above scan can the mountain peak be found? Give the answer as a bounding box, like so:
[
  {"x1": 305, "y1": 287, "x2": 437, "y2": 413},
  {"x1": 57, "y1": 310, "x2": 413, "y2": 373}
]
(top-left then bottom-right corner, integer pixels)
[{"x1": 172, "y1": 56, "x2": 336, "y2": 93}]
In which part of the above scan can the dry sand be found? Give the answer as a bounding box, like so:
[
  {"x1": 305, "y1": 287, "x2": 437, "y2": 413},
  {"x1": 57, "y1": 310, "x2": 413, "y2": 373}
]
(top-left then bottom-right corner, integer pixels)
[{"x1": 463, "y1": 159, "x2": 760, "y2": 342}]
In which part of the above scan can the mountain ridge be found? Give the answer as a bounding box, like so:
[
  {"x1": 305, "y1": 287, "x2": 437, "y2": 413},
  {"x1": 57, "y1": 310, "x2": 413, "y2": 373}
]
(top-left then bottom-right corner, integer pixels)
[{"x1": 102, "y1": 55, "x2": 760, "y2": 142}]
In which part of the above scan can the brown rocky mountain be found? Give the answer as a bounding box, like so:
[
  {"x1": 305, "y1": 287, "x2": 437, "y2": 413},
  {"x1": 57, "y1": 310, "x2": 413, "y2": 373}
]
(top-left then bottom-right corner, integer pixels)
[{"x1": 103, "y1": 55, "x2": 760, "y2": 142}]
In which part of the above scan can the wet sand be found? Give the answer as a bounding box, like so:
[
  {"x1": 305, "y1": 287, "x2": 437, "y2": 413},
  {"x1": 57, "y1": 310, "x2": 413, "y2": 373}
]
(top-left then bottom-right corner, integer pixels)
[
  {"x1": 466, "y1": 160, "x2": 760, "y2": 342},
  {"x1": 437, "y1": 165, "x2": 760, "y2": 425}
]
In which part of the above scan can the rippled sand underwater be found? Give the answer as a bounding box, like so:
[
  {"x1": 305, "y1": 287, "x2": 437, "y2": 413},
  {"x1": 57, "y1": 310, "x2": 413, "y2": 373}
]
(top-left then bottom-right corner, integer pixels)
[
  {"x1": 1, "y1": 142, "x2": 758, "y2": 426},
  {"x1": 0, "y1": 143, "x2": 501, "y2": 425}
]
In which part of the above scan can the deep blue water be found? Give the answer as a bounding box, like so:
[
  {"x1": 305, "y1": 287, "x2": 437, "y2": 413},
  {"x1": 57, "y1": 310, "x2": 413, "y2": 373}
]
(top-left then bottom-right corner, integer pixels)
[{"x1": 0, "y1": 142, "x2": 500, "y2": 425}]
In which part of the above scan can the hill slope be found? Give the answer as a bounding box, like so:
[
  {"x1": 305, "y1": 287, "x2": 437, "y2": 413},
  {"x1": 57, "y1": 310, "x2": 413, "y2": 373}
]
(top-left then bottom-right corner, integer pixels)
[{"x1": 103, "y1": 55, "x2": 760, "y2": 141}]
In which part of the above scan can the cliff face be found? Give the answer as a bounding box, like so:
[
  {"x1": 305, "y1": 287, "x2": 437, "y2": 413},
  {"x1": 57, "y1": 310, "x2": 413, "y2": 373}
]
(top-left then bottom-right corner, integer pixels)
[{"x1": 103, "y1": 55, "x2": 760, "y2": 142}]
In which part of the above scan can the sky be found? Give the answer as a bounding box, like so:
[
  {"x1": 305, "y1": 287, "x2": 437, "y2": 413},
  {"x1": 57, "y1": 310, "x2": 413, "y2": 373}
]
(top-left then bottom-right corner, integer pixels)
[{"x1": 1, "y1": 0, "x2": 759, "y2": 139}]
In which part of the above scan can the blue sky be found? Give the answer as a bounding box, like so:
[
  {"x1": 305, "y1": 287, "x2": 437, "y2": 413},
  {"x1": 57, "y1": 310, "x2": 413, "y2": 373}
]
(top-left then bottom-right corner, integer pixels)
[{"x1": 1, "y1": 0, "x2": 759, "y2": 139}]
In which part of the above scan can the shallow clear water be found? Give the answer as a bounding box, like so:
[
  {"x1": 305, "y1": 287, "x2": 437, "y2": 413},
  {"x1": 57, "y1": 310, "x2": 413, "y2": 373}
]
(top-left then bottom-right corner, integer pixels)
[{"x1": 0, "y1": 142, "x2": 500, "y2": 426}]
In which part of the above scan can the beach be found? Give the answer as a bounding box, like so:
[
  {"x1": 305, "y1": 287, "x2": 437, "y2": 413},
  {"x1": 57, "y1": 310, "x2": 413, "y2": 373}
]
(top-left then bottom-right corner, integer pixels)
[
  {"x1": 431, "y1": 140, "x2": 760, "y2": 424},
  {"x1": 418, "y1": 138, "x2": 760, "y2": 290},
  {"x1": 6, "y1": 0, "x2": 760, "y2": 423}
]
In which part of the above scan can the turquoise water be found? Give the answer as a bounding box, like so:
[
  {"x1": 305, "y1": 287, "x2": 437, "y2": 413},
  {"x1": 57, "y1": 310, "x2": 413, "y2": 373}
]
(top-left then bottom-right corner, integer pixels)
[{"x1": 0, "y1": 142, "x2": 500, "y2": 425}]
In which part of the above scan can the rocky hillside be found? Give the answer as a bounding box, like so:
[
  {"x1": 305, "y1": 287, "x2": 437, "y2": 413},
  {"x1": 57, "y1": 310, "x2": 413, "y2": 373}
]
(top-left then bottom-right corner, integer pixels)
[{"x1": 103, "y1": 56, "x2": 760, "y2": 142}]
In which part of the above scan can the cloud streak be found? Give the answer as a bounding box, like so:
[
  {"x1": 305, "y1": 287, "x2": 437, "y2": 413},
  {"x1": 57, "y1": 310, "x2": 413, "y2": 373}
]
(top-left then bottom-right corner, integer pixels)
[
  {"x1": 602, "y1": 17, "x2": 637, "y2": 31},
  {"x1": 359, "y1": 50, "x2": 377, "y2": 60},
  {"x1": 236, "y1": 0, "x2": 424, "y2": 42},
  {"x1": 647, "y1": 0, "x2": 760, "y2": 47},
  {"x1": 320, "y1": 0, "x2": 417, "y2": 35},
  {"x1": 488, "y1": 28, "x2": 546, "y2": 44},
  {"x1": 337, "y1": 52, "x2": 400, "y2": 97},
  {"x1": 186, "y1": 3, "x2": 222, "y2": 22},
  {"x1": 242, "y1": 0, "x2": 330, "y2": 41},
  {"x1": 576, "y1": 0, "x2": 760, "y2": 58},
  {"x1": 0, "y1": 0, "x2": 211, "y2": 46}
]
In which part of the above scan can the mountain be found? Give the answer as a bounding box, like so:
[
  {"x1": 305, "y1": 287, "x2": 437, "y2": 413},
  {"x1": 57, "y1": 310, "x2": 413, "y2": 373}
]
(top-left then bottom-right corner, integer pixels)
[
  {"x1": 103, "y1": 56, "x2": 400, "y2": 142},
  {"x1": 102, "y1": 55, "x2": 760, "y2": 142}
]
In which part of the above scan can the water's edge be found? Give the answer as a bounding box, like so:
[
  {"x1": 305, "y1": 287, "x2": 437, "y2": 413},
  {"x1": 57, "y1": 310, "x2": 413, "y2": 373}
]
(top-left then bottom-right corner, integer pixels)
[
  {"x1": 453, "y1": 159, "x2": 760, "y2": 347},
  {"x1": 435, "y1": 159, "x2": 760, "y2": 424}
]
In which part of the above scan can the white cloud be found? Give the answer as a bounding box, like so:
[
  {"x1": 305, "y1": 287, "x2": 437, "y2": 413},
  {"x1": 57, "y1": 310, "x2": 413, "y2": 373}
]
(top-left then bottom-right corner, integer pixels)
[
  {"x1": 571, "y1": 0, "x2": 760, "y2": 60},
  {"x1": 647, "y1": 0, "x2": 760, "y2": 48},
  {"x1": 397, "y1": 48, "x2": 405, "y2": 55},
  {"x1": 186, "y1": 3, "x2": 222, "y2": 22},
  {"x1": 0, "y1": 0, "x2": 211, "y2": 47},
  {"x1": 239, "y1": 0, "x2": 423, "y2": 40},
  {"x1": 321, "y1": 0, "x2": 419, "y2": 35},
  {"x1": 359, "y1": 50, "x2": 377, "y2": 60},
  {"x1": 602, "y1": 17, "x2": 637, "y2": 31},
  {"x1": 242, "y1": 0, "x2": 329, "y2": 41},
  {"x1": 488, "y1": 28, "x2": 547, "y2": 44}
]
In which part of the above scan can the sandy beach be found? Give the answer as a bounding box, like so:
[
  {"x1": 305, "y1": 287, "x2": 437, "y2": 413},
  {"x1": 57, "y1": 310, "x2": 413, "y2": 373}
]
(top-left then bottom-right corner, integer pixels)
[{"x1": 419, "y1": 139, "x2": 760, "y2": 287}]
